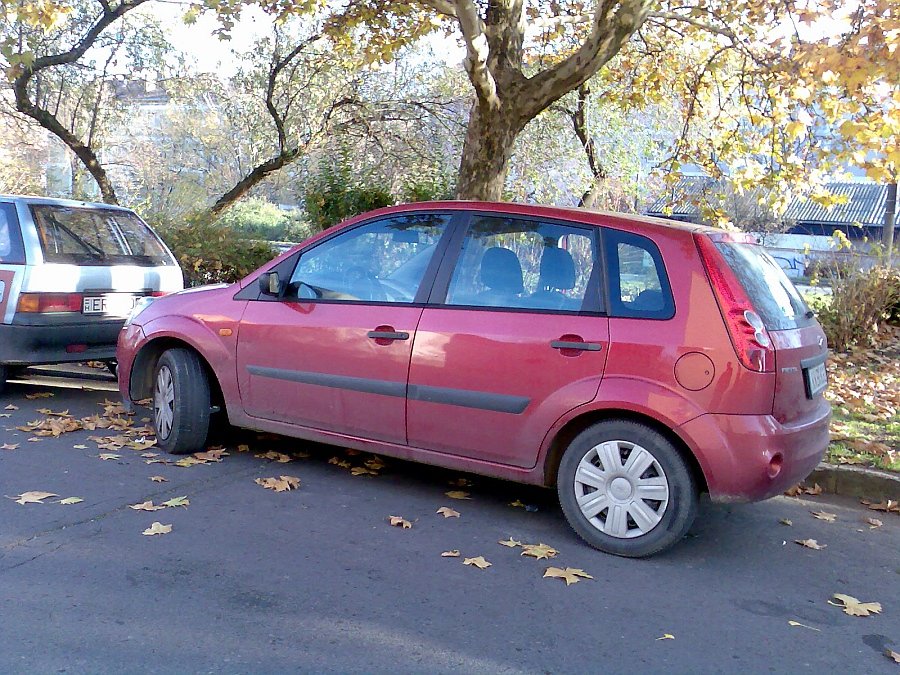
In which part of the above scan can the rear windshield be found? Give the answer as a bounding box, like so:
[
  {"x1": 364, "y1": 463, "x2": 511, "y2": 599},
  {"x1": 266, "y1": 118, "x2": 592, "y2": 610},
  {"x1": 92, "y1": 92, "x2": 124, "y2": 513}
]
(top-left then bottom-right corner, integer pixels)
[
  {"x1": 31, "y1": 205, "x2": 174, "y2": 266},
  {"x1": 716, "y1": 241, "x2": 811, "y2": 331}
]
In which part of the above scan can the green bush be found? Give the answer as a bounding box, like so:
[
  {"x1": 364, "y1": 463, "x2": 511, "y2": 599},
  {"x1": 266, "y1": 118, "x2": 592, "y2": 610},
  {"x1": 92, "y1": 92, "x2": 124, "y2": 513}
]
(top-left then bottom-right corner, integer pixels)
[
  {"x1": 154, "y1": 213, "x2": 277, "y2": 287},
  {"x1": 213, "y1": 197, "x2": 309, "y2": 242},
  {"x1": 304, "y1": 157, "x2": 395, "y2": 232},
  {"x1": 400, "y1": 174, "x2": 455, "y2": 203}
]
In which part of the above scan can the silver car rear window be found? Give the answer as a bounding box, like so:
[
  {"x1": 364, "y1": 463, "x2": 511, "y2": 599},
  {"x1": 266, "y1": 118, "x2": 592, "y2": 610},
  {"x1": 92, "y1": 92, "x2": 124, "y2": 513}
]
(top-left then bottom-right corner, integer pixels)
[{"x1": 31, "y1": 205, "x2": 173, "y2": 266}]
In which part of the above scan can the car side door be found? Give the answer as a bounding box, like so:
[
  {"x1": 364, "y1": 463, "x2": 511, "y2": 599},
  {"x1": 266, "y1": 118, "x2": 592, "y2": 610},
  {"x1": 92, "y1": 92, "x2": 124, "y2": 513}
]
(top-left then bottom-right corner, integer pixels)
[
  {"x1": 235, "y1": 212, "x2": 458, "y2": 445},
  {"x1": 406, "y1": 213, "x2": 610, "y2": 468}
]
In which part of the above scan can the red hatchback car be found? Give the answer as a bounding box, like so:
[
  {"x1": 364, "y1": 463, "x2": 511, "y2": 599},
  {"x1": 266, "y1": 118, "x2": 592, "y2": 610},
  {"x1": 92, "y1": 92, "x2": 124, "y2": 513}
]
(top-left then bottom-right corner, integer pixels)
[{"x1": 117, "y1": 202, "x2": 830, "y2": 556}]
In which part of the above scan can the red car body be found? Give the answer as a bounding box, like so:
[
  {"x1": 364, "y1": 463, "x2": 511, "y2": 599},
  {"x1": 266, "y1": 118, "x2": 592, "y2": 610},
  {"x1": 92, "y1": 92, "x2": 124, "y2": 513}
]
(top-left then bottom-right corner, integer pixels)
[{"x1": 117, "y1": 202, "x2": 830, "y2": 554}]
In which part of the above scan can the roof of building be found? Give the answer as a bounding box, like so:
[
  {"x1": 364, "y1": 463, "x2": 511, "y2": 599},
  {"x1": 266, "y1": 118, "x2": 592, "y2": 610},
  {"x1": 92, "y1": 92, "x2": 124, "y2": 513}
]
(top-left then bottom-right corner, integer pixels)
[
  {"x1": 782, "y1": 182, "x2": 888, "y2": 226},
  {"x1": 645, "y1": 175, "x2": 717, "y2": 217}
]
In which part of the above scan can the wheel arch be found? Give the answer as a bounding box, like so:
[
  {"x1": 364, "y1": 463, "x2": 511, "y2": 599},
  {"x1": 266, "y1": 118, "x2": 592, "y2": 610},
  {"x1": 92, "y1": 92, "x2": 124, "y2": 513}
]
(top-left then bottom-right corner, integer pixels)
[
  {"x1": 542, "y1": 409, "x2": 709, "y2": 495},
  {"x1": 129, "y1": 337, "x2": 225, "y2": 411}
]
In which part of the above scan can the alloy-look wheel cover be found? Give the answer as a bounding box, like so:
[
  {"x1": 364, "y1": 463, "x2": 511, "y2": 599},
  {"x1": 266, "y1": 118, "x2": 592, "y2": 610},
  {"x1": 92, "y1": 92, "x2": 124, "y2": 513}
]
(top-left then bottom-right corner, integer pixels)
[
  {"x1": 573, "y1": 440, "x2": 670, "y2": 539},
  {"x1": 154, "y1": 365, "x2": 175, "y2": 440}
]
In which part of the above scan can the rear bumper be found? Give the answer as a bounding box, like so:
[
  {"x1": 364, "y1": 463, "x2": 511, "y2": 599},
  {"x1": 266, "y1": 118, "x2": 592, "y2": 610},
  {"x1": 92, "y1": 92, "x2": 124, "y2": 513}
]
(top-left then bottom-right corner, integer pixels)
[
  {"x1": 0, "y1": 320, "x2": 123, "y2": 365},
  {"x1": 677, "y1": 401, "x2": 831, "y2": 503}
]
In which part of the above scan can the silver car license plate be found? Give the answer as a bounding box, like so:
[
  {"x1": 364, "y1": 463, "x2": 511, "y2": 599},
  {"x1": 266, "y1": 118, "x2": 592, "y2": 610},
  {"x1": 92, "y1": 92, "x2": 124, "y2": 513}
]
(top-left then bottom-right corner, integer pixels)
[{"x1": 82, "y1": 294, "x2": 140, "y2": 317}]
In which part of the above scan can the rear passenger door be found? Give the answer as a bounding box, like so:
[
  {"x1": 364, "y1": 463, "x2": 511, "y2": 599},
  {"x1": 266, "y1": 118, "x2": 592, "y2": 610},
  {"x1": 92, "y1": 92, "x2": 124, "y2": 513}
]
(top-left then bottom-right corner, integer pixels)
[{"x1": 407, "y1": 213, "x2": 609, "y2": 469}]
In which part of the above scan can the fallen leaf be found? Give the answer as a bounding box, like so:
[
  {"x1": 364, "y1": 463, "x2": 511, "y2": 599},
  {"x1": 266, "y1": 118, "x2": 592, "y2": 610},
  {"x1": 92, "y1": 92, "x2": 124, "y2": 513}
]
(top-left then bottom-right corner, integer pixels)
[
  {"x1": 25, "y1": 392, "x2": 54, "y2": 399},
  {"x1": 141, "y1": 452, "x2": 158, "y2": 458},
  {"x1": 350, "y1": 467, "x2": 379, "y2": 476},
  {"x1": 441, "y1": 550, "x2": 460, "y2": 557},
  {"x1": 448, "y1": 478, "x2": 472, "y2": 487},
  {"x1": 867, "y1": 518, "x2": 883, "y2": 529},
  {"x1": 463, "y1": 556, "x2": 491, "y2": 569},
  {"x1": 255, "y1": 450, "x2": 291, "y2": 463},
  {"x1": 162, "y1": 496, "x2": 189, "y2": 508},
  {"x1": 388, "y1": 515, "x2": 412, "y2": 529},
  {"x1": 508, "y1": 499, "x2": 526, "y2": 508},
  {"x1": 142, "y1": 522, "x2": 172, "y2": 536},
  {"x1": 98, "y1": 453, "x2": 121, "y2": 461},
  {"x1": 11, "y1": 491, "x2": 58, "y2": 505},
  {"x1": 129, "y1": 500, "x2": 166, "y2": 512},
  {"x1": 236, "y1": 444, "x2": 250, "y2": 453},
  {"x1": 27, "y1": 437, "x2": 42, "y2": 442},
  {"x1": 4, "y1": 404, "x2": 18, "y2": 410},
  {"x1": 862, "y1": 499, "x2": 900, "y2": 513},
  {"x1": 149, "y1": 476, "x2": 167, "y2": 483},
  {"x1": 811, "y1": 510, "x2": 836, "y2": 522},
  {"x1": 73, "y1": 444, "x2": 87, "y2": 449},
  {"x1": 445, "y1": 491, "x2": 471, "y2": 500},
  {"x1": 0, "y1": 413, "x2": 10, "y2": 417},
  {"x1": 829, "y1": 593, "x2": 882, "y2": 617},
  {"x1": 0, "y1": 443, "x2": 19, "y2": 450},
  {"x1": 175, "y1": 457, "x2": 204, "y2": 467},
  {"x1": 779, "y1": 518, "x2": 793, "y2": 526},
  {"x1": 795, "y1": 539, "x2": 826, "y2": 550},
  {"x1": 787, "y1": 620, "x2": 821, "y2": 631},
  {"x1": 521, "y1": 543, "x2": 559, "y2": 560},
  {"x1": 885, "y1": 649, "x2": 900, "y2": 664},
  {"x1": 255, "y1": 476, "x2": 300, "y2": 492},
  {"x1": 543, "y1": 566, "x2": 593, "y2": 586},
  {"x1": 498, "y1": 537, "x2": 523, "y2": 547},
  {"x1": 656, "y1": 634, "x2": 675, "y2": 641},
  {"x1": 364, "y1": 456, "x2": 385, "y2": 470},
  {"x1": 436, "y1": 506, "x2": 460, "y2": 518},
  {"x1": 328, "y1": 457, "x2": 352, "y2": 469},
  {"x1": 58, "y1": 497, "x2": 83, "y2": 505}
]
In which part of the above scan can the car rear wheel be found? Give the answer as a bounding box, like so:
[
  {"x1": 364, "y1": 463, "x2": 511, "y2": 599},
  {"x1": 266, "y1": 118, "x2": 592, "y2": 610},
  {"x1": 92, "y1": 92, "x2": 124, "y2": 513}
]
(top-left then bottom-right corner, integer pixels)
[
  {"x1": 153, "y1": 348, "x2": 211, "y2": 455},
  {"x1": 557, "y1": 420, "x2": 698, "y2": 557}
]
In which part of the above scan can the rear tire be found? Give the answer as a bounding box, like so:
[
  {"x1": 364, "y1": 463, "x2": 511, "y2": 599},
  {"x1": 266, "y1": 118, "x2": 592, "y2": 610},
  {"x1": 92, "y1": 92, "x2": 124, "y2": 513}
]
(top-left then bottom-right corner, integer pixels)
[
  {"x1": 557, "y1": 420, "x2": 698, "y2": 558},
  {"x1": 153, "y1": 348, "x2": 210, "y2": 455}
]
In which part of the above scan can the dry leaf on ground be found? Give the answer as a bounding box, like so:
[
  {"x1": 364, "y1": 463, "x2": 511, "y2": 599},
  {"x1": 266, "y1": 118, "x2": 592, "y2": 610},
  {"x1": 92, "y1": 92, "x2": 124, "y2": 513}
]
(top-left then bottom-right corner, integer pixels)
[
  {"x1": 175, "y1": 457, "x2": 204, "y2": 467},
  {"x1": 829, "y1": 594, "x2": 882, "y2": 617},
  {"x1": 448, "y1": 478, "x2": 471, "y2": 487},
  {"x1": 11, "y1": 491, "x2": 58, "y2": 505},
  {"x1": 498, "y1": 537, "x2": 523, "y2": 547},
  {"x1": 256, "y1": 450, "x2": 291, "y2": 463},
  {"x1": 1, "y1": 443, "x2": 19, "y2": 450},
  {"x1": 25, "y1": 392, "x2": 54, "y2": 399},
  {"x1": 255, "y1": 476, "x2": 300, "y2": 492},
  {"x1": 885, "y1": 649, "x2": 900, "y2": 664},
  {"x1": 162, "y1": 496, "x2": 189, "y2": 508},
  {"x1": 441, "y1": 550, "x2": 460, "y2": 557},
  {"x1": 862, "y1": 499, "x2": 900, "y2": 513},
  {"x1": 543, "y1": 567, "x2": 593, "y2": 585},
  {"x1": 445, "y1": 491, "x2": 471, "y2": 500},
  {"x1": 150, "y1": 476, "x2": 167, "y2": 482},
  {"x1": 142, "y1": 522, "x2": 172, "y2": 536},
  {"x1": 4, "y1": 404, "x2": 18, "y2": 410},
  {"x1": 521, "y1": 543, "x2": 559, "y2": 560},
  {"x1": 58, "y1": 497, "x2": 83, "y2": 505},
  {"x1": 656, "y1": 634, "x2": 675, "y2": 641},
  {"x1": 866, "y1": 518, "x2": 883, "y2": 529},
  {"x1": 779, "y1": 518, "x2": 793, "y2": 526},
  {"x1": 436, "y1": 506, "x2": 460, "y2": 518},
  {"x1": 811, "y1": 510, "x2": 837, "y2": 522},
  {"x1": 350, "y1": 467, "x2": 379, "y2": 476},
  {"x1": 508, "y1": 499, "x2": 526, "y2": 508},
  {"x1": 463, "y1": 556, "x2": 491, "y2": 569},
  {"x1": 98, "y1": 453, "x2": 121, "y2": 461},
  {"x1": 787, "y1": 620, "x2": 821, "y2": 631},
  {"x1": 795, "y1": 539, "x2": 826, "y2": 550},
  {"x1": 129, "y1": 500, "x2": 166, "y2": 512},
  {"x1": 388, "y1": 516, "x2": 412, "y2": 529}
]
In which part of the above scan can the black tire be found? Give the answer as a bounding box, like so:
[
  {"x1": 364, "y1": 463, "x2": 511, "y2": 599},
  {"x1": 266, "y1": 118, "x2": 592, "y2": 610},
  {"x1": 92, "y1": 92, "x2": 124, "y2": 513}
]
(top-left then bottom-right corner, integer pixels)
[
  {"x1": 557, "y1": 420, "x2": 698, "y2": 558},
  {"x1": 152, "y1": 348, "x2": 211, "y2": 455},
  {"x1": 104, "y1": 359, "x2": 118, "y2": 378},
  {"x1": 0, "y1": 364, "x2": 7, "y2": 396}
]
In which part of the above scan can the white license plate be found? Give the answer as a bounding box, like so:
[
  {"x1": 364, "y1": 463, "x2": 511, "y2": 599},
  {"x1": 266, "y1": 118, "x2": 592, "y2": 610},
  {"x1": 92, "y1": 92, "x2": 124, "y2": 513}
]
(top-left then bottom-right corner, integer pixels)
[
  {"x1": 82, "y1": 294, "x2": 140, "y2": 317},
  {"x1": 804, "y1": 361, "x2": 827, "y2": 398}
]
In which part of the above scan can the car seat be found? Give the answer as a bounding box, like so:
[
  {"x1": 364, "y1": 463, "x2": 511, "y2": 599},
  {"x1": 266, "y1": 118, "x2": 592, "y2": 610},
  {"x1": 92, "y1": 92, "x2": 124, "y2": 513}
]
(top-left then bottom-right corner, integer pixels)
[
  {"x1": 530, "y1": 247, "x2": 576, "y2": 309},
  {"x1": 476, "y1": 247, "x2": 524, "y2": 306}
]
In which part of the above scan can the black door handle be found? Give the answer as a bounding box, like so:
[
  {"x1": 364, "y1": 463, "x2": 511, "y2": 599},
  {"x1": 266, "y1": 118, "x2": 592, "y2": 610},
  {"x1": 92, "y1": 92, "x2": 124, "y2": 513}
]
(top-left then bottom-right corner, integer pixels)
[
  {"x1": 551, "y1": 340, "x2": 602, "y2": 352},
  {"x1": 368, "y1": 330, "x2": 410, "y2": 341}
]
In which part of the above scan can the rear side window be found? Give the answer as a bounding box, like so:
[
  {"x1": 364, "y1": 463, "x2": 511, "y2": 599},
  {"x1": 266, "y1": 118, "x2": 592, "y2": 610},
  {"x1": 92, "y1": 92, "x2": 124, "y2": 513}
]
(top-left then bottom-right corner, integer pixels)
[
  {"x1": 604, "y1": 229, "x2": 674, "y2": 319},
  {"x1": 715, "y1": 242, "x2": 811, "y2": 331},
  {"x1": 30, "y1": 205, "x2": 173, "y2": 266},
  {"x1": 0, "y1": 202, "x2": 25, "y2": 264}
]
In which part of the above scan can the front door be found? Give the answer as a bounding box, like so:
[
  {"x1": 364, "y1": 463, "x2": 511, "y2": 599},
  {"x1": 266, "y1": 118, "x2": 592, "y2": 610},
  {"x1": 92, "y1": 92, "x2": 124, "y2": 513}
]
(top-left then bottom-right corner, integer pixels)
[
  {"x1": 407, "y1": 214, "x2": 609, "y2": 468},
  {"x1": 236, "y1": 212, "x2": 453, "y2": 445}
]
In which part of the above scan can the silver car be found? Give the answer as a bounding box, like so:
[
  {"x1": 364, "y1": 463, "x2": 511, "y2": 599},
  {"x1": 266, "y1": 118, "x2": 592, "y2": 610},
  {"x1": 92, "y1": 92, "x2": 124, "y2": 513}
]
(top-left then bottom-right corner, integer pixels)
[{"x1": 0, "y1": 195, "x2": 183, "y2": 392}]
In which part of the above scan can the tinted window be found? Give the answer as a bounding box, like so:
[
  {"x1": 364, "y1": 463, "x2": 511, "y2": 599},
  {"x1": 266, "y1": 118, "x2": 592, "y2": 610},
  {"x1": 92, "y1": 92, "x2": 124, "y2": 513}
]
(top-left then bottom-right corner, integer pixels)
[
  {"x1": 716, "y1": 242, "x2": 811, "y2": 330},
  {"x1": 0, "y1": 203, "x2": 25, "y2": 264},
  {"x1": 31, "y1": 205, "x2": 173, "y2": 266},
  {"x1": 445, "y1": 216, "x2": 597, "y2": 312},
  {"x1": 605, "y1": 229, "x2": 674, "y2": 319},
  {"x1": 287, "y1": 214, "x2": 448, "y2": 303}
]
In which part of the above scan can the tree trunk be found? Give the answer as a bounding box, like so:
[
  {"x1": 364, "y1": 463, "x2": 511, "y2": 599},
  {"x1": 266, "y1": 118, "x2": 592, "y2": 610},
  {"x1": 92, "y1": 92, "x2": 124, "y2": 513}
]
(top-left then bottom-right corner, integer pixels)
[{"x1": 455, "y1": 101, "x2": 523, "y2": 201}]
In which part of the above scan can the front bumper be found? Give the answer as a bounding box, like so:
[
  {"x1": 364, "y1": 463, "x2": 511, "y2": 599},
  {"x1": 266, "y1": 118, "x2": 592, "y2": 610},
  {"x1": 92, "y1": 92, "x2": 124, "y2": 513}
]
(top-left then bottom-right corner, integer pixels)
[
  {"x1": 0, "y1": 320, "x2": 124, "y2": 365},
  {"x1": 677, "y1": 401, "x2": 831, "y2": 503}
]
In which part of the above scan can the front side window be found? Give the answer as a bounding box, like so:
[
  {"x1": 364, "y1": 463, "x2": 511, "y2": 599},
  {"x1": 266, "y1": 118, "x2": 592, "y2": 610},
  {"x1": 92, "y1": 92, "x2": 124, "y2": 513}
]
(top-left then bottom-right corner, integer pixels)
[
  {"x1": 445, "y1": 216, "x2": 598, "y2": 312},
  {"x1": 287, "y1": 214, "x2": 449, "y2": 303},
  {"x1": 31, "y1": 205, "x2": 173, "y2": 266},
  {"x1": 0, "y1": 203, "x2": 25, "y2": 264}
]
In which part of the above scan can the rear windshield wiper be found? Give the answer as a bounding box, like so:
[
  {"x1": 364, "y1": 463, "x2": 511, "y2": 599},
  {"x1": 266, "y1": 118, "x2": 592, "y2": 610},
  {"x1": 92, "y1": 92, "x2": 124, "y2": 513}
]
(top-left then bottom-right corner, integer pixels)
[{"x1": 47, "y1": 216, "x2": 108, "y2": 258}]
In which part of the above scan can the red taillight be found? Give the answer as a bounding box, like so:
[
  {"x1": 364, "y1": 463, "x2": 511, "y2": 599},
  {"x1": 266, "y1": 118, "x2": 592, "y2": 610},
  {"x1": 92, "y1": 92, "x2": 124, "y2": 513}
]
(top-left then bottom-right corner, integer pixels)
[
  {"x1": 16, "y1": 292, "x2": 83, "y2": 313},
  {"x1": 150, "y1": 291, "x2": 167, "y2": 297},
  {"x1": 694, "y1": 234, "x2": 774, "y2": 373}
]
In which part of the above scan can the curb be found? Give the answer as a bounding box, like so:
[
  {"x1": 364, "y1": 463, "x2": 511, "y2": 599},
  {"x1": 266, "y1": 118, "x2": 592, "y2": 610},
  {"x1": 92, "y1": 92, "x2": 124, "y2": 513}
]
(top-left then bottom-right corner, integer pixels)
[{"x1": 808, "y1": 463, "x2": 900, "y2": 501}]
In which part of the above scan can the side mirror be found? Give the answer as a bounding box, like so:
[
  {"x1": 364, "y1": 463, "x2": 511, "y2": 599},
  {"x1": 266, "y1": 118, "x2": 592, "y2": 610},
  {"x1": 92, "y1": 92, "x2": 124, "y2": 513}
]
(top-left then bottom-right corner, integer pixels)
[{"x1": 258, "y1": 271, "x2": 282, "y2": 296}]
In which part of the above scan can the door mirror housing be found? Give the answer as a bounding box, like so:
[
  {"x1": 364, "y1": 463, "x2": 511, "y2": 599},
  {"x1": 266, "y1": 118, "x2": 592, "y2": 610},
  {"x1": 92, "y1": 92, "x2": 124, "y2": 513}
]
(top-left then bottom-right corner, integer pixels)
[{"x1": 259, "y1": 271, "x2": 282, "y2": 296}]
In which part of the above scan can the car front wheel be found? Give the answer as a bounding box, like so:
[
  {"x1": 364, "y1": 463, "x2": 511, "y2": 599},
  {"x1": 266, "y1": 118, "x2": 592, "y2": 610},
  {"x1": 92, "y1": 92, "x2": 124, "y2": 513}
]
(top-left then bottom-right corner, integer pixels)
[
  {"x1": 557, "y1": 420, "x2": 698, "y2": 558},
  {"x1": 153, "y1": 348, "x2": 211, "y2": 455}
]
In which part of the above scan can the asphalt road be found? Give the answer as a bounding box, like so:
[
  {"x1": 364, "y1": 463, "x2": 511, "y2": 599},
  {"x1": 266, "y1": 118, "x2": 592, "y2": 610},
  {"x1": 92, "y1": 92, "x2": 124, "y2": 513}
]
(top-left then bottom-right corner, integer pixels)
[{"x1": 1, "y1": 372, "x2": 898, "y2": 674}]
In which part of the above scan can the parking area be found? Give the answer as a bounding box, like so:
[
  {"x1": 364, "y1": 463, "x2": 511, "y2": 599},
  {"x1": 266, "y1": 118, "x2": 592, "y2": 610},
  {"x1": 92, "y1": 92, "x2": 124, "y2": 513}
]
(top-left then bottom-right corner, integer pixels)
[{"x1": 1, "y1": 371, "x2": 899, "y2": 673}]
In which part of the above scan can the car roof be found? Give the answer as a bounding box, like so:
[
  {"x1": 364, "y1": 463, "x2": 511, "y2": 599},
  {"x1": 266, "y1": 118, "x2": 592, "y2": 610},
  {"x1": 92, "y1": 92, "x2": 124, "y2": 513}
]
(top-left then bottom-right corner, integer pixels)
[{"x1": 0, "y1": 194, "x2": 134, "y2": 212}]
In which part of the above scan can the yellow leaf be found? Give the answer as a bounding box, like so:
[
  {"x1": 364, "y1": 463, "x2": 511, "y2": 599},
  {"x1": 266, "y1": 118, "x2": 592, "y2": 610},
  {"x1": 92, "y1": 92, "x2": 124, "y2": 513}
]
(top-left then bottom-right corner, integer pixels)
[
  {"x1": 440, "y1": 550, "x2": 460, "y2": 557},
  {"x1": 656, "y1": 634, "x2": 675, "y2": 641},
  {"x1": 255, "y1": 450, "x2": 291, "y2": 463},
  {"x1": 98, "y1": 453, "x2": 121, "y2": 461},
  {"x1": 508, "y1": 499, "x2": 526, "y2": 508},
  {"x1": 58, "y1": 497, "x2": 83, "y2": 505},
  {"x1": 1, "y1": 443, "x2": 19, "y2": 450},
  {"x1": 25, "y1": 392, "x2": 53, "y2": 399},
  {"x1": 255, "y1": 476, "x2": 300, "y2": 492},
  {"x1": 810, "y1": 510, "x2": 836, "y2": 522},
  {"x1": 162, "y1": 496, "x2": 190, "y2": 508},
  {"x1": 498, "y1": 537, "x2": 522, "y2": 547},
  {"x1": 4, "y1": 404, "x2": 18, "y2": 410},
  {"x1": 12, "y1": 491, "x2": 58, "y2": 505},
  {"x1": 142, "y1": 522, "x2": 172, "y2": 536},
  {"x1": 388, "y1": 515, "x2": 412, "y2": 529},
  {"x1": 129, "y1": 500, "x2": 166, "y2": 512},
  {"x1": 886, "y1": 649, "x2": 900, "y2": 664},
  {"x1": 779, "y1": 519, "x2": 793, "y2": 526},
  {"x1": 445, "y1": 491, "x2": 471, "y2": 500},
  {"x1": 829, "y1": 594, "x2": 882, "y2": 617},
  {"x1": 543, "y1": 566, "x2": 593, "y2": 585},
  {"x1": 150, "y1": 476, "x2": 167, "y2": 483},
  {"x1": 350, "y1": 466, "x2": 378, "y2": 476},
  {"x1": 795, "y1": 539, "x2": 826, "y2": 550},
  {"x1": 521, "y1": 543, "x2": 559, "y2": 560},
  {"x1": 463, "y1": 556, "x2": 491, "y2": 569},
  {"x1": 436, "y1": 506, "x2": 460, "y2": 518}
]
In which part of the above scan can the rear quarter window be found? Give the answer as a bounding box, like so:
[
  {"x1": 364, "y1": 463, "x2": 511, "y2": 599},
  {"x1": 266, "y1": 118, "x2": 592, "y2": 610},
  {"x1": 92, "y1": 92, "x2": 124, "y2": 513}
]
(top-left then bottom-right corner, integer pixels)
[
  {"x1": 0, "y1": 202, "x2": 25, "y2": 264},
  {"x1": 604, "y1": 229, "x2": 674, "y2": 319},
  {"x1": 715, "y1": 242, "x2": 812, "y2": 331}
]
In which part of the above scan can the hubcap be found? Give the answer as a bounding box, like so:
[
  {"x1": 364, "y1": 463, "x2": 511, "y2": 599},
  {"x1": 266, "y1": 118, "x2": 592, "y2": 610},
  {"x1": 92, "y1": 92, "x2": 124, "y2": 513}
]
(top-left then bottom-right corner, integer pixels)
[
  {"x1": 154, "y1": 365, "x2": 175, "y2": 440},
  {"x1": 573, "y1": 440, "x2": 670, "y2": 539}
]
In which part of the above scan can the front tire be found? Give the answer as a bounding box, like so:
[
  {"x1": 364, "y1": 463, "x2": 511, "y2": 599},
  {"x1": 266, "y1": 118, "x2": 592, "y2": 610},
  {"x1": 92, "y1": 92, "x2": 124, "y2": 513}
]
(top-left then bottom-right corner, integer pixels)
[
  {"x1": 153, "y1": 348, "x2": 211, "y2": 455},
  {"x1": 557, "y1": 420, "x2": 698, "y2": 558}
]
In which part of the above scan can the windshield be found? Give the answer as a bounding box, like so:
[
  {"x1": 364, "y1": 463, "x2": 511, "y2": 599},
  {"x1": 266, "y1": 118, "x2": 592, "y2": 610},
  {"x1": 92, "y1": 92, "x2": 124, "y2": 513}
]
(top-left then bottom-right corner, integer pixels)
[{"x1": 31, "y1": 205, "x2": 174, "y2": 266}]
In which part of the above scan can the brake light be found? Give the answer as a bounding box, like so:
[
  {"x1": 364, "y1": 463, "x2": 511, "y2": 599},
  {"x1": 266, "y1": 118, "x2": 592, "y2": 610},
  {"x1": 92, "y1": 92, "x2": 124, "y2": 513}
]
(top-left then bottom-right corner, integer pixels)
[
  {"x1": 150, "y1": 291, "x2": 167, "y2": 297},
  {"x1": 694, "y1": 234, "x2": 774, "y2": 372},
  {"x1": 17, "y1": 292, "x2": 83, "y2": 313}
]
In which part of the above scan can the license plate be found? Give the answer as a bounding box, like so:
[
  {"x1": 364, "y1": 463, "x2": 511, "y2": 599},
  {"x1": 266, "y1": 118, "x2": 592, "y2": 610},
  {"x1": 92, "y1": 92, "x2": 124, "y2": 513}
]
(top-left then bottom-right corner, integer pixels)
[
  {"x1": 82, "y1": 294, "x2": 140, "y2": 317},
  {"x1": 804, "y1": 361, "x2": 827, "y2": 398}
]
